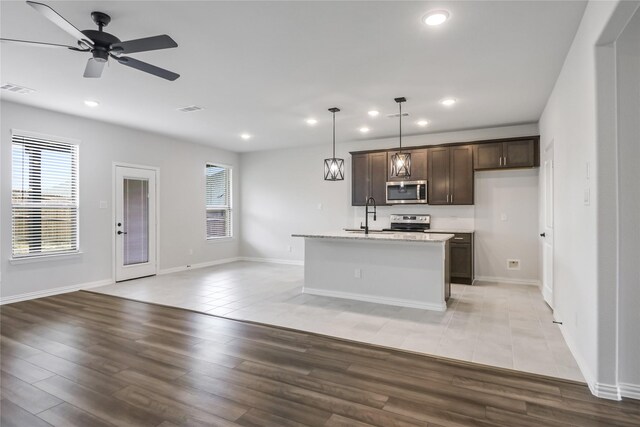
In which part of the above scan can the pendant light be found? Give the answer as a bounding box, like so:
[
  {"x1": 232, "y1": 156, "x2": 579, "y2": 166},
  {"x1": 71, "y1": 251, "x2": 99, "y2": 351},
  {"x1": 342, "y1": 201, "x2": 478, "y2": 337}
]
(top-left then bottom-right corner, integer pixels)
[
  {"x1": 390, "y1": 97, "x2": 411, "y2": 178},
  {"x1": 324, "y1": 107, "x2": 345, "y2": 181}
]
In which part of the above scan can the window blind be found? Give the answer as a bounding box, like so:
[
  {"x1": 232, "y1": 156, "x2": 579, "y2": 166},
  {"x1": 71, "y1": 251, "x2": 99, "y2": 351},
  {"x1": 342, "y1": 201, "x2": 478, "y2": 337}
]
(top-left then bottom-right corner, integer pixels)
[
  {"x1": 206, "y1": 164, "x2": 232, "y2": 238},
  {"x1": 11, "y1": 133, "x2": 79, "y2": 257}
]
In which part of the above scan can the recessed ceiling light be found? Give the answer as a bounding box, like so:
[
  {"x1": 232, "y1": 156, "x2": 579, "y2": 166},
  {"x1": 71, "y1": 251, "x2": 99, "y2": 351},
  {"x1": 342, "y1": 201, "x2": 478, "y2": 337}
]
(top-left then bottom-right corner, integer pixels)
[
  {"x1": 306, "y1": 118, "x2": 318, "y2": 125},
  {"x1": 368, "y1": 110, "x2": 379, "y2": 117},
  {"x1": 359, "y1": 127, "x2": 370, "y2": 133},
  {"x1": 417, "y1": 120, "x2": 429, "y2": 127},
  {"x1": 84, "y1": 100, "x2": 99, "y2": 108},
  {"x1": 440, "y1": 98, "x2": 457, "y2": 107},
  {"x1": 423, "y1": 10, "x2": 450, "y2": 26},
  {"x1": 240, "y1": 133, "x2": 251, "y2": 140}
]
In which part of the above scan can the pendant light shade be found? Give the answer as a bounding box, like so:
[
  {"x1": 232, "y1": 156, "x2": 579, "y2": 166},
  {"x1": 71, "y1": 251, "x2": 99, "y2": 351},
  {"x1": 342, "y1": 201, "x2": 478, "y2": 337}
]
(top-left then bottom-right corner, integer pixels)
[
  {"x1": 324, "y1": 107, "x2": 345, "y2": 181},
  {"x1": 390, "y1": 97, "x2": 411, "y2": 178}
]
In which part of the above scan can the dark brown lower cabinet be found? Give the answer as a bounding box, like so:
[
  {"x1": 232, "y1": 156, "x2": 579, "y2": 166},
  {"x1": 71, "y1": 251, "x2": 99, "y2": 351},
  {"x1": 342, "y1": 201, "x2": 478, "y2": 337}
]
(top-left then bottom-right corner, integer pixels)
[{"x1": 430, "y1": 232, "x2": 474, "y2": 285}]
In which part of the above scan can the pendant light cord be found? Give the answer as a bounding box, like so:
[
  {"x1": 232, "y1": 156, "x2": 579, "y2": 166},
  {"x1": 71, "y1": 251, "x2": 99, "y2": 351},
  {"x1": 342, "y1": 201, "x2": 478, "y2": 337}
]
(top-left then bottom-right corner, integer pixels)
[
  {"x1": 332, "y1": 111, "x2": 336, "y2": 158},
  {"x1": 399, "y1": 102, "x2": 402, "y2": 153}
]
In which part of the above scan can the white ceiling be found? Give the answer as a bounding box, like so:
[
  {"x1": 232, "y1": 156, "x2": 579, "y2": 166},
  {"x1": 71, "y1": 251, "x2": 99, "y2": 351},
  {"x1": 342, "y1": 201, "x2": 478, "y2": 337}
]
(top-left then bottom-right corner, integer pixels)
[{"x1": 0, "y1": 1, "x2": 586, "y2": 152}]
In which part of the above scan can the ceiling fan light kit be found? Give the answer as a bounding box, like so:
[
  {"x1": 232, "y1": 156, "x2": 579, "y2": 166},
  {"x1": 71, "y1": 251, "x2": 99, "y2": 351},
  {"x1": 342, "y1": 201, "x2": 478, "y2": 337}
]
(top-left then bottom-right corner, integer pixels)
[{"x1": 1, "y1": 1, "x2": 180, "y2": 80}]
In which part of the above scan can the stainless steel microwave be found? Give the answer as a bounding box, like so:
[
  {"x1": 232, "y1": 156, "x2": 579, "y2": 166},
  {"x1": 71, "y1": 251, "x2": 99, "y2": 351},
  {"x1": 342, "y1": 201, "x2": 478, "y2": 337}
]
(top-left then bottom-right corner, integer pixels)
[{"x1": 386, "y1": 180, "x2": 428, "y2": 204}]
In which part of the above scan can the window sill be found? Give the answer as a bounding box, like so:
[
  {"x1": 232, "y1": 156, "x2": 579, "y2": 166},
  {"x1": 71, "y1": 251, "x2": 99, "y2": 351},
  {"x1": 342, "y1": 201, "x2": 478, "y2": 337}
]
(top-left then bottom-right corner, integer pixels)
[
  {"x1": 206, "y1": 237, "x2": 235, "y2": 244},
  {"x1": 9, "y1": 251, "x2": 83, "y2": 265}
]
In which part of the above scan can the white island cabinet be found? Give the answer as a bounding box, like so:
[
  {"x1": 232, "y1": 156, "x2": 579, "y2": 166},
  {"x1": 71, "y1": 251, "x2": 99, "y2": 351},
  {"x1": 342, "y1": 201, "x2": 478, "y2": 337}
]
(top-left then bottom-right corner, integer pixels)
[{"x1": 292, "y1": 232, "x2": 454, "y2": 311}]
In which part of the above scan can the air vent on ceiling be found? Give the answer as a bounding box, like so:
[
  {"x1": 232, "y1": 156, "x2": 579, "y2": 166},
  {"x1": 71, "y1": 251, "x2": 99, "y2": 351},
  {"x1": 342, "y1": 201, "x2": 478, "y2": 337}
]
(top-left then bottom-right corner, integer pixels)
[
  {"x1": 1, "y1": 83, "x2": 35, "y2": 94},
  {"x1": 177, "y1": 105, "x2": 204, "y2": 113},
  {"x1": 386, "y1": 112, "x2": 409, "y2": 118}
]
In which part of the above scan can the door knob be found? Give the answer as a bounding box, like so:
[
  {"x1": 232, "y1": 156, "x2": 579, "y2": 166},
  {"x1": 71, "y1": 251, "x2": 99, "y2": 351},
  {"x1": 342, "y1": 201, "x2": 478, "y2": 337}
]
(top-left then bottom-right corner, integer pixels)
[
  {"x1": 540, "y1": 232, "x2": 546, "y2": 237},
  {"x1": 117, "y1": 230, "x2": 127, "y2": 235}
]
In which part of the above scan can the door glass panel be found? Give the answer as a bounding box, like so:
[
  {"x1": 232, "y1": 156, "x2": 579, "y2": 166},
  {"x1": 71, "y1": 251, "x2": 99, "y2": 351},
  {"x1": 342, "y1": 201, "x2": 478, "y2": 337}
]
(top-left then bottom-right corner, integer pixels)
[{"x1": 123, "y1": 178, "x2": 149, "y2": 265}]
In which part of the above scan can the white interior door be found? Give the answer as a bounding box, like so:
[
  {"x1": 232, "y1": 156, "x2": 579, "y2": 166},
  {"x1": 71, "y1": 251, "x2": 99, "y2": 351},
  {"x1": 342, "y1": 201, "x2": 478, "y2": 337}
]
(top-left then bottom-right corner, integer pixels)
[
  {"x1": 115, "y1": 166, "x2": 157, "y2": 282},
  {"x1": 541, "y1": 141, "x2": 554, "y2": 308}
]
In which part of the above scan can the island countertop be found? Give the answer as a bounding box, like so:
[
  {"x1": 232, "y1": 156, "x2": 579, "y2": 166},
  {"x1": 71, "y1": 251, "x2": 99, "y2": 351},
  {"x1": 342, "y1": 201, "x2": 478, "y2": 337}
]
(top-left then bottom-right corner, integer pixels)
[{"x1": 292, "y1": 231, "x2": 454, "y2": 243}]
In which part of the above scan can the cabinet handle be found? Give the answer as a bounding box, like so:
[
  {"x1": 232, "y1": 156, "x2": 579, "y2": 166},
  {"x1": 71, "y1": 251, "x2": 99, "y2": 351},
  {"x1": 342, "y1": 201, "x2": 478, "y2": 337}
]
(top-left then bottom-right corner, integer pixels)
[
  {"x1": 503, "y1": 156, "x2": 507, "y2": 166},
  {"x1": 454, "y1": 237, "x2": 464, "y2": 240},
  {"x1": 499, "y1": 156, "x2": 503, "y2": 166},
  {"x1": 446, "y1": 194, "x2": 449, "y2": 203},
  {"x1": 450, "y1": 194, "x2": 453, "y2": 204}
]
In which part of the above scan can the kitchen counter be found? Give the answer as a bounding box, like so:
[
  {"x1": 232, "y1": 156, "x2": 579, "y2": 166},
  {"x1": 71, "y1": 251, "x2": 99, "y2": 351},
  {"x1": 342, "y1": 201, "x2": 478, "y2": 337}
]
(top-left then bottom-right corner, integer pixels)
[
  {"x1": 292, "y1": 231, "x2": 454, "y2": 243},
  {"x1": 293, "y1": 231, "x2": 452, "y2": 311}
]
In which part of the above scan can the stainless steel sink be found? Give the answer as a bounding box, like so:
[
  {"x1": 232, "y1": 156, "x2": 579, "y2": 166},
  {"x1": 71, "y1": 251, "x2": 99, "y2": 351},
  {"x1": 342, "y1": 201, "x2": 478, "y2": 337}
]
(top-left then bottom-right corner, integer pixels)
[{"x1": 344, "y1": 229, "x2": 389, "y2": 234}]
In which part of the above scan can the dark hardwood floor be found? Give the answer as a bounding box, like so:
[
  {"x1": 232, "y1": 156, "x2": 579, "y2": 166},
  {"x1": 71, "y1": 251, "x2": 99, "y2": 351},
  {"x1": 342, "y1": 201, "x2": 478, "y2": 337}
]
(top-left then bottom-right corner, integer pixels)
[{"x1": 1, "y1": 291, "x2": 639, "y2": 426}]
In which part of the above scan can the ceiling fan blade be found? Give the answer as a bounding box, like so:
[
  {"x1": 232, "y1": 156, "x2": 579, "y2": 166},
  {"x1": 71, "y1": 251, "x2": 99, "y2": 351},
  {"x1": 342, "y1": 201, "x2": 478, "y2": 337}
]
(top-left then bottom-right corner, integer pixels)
[
  {"x1": 110, "y1": 34, "x2": 177, "y2": 54},
  {"x1": 114, "y1": 56, "x2": 179, "y2": 81},
  {"x1": 26, "y1": 1, "x2": 93, "y2": 48},
  {"x1": 83, "y1": 58, "x2": 105, "y2": 78},
  {"x1": 0, "y1": 37, "x2": 83, "y2": 50}
]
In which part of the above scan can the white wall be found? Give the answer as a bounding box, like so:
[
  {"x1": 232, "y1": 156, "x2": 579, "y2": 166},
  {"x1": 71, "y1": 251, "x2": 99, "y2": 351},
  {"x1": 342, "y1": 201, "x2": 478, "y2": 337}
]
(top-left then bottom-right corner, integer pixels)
[
  {"x1": 0, "y1": 101, "x2": 239, "y2": 301},
  {"x1": 240, "y1": 123, "x2": 540, "y2": 283},
  {"x1": 616, "y1": 7, "x2": 640, "y2": 398},
  {"x1": 539, "y1": 0, "x2": 640, "y2": 399},
  {"x1": 474, "y1": 169, "x2": 539, "y2": 283}
]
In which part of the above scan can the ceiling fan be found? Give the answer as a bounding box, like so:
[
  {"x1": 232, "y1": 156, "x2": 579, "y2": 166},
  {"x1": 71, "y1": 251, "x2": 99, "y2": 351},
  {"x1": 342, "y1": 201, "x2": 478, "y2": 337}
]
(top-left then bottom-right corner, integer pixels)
[{"x1": 0, "y1": 1, "x2": 180, "y2": 81}]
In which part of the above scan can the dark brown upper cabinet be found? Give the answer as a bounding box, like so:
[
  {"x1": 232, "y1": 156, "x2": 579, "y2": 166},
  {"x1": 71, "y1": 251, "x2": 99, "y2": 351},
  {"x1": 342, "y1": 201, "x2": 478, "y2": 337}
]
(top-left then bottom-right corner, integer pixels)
[
  {"x1": 387, "y1": 149, "x2": 428, "y2": 182},
  {"x1": 473, "y1": 139, "x2": 538, "y2": 170},
  {"x1": 351, "y1": 152, "x2": 387, "y2": 206},
  {"x1": 427, "y1": 145, "x2": 474, "y2": 205}
]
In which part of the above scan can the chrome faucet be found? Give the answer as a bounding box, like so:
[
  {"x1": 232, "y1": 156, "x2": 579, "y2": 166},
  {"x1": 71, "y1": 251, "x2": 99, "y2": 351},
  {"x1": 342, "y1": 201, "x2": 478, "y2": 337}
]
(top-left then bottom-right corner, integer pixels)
[{"x1": 361, "y1": 196, "x2": 377, "y2": 234}]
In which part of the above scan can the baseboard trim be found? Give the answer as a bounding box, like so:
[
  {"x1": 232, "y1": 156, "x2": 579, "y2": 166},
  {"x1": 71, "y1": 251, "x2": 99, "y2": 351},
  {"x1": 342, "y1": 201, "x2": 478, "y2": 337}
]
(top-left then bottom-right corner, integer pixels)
[
  {"x1": 239, "y1": 257, "x2": 304, "y2": 266},
  {"x1": 0, "y1": 279, "x2": 113, "y2": 305},
  {"x1": 593, "y1": 382, "x2": 622, "y2": 401},
  {"x1": 620, "y1": 383, "x2": 640, "y2": 400},
  {"x1": 542, "y1": 284, "x2": 553, "y2": 305},
  {"x1": 303, "y1": 287, "x2": 446, "y2": 311},
  {"x1": 158, "y1": 257, "x2": 241, "y2": 275},
  {"x1": 558, "y1": 323, "x2": 602, "y2": 399},
  {"x1": 473, "y1": 275, "x2": 541, "y2": 286}
]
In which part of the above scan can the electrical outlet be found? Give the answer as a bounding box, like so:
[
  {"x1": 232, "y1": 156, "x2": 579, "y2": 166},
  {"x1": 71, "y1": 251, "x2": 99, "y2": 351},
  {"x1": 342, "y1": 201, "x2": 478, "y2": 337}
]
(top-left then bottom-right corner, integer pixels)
[
  {"x1": 287, "y1": 245, "x2": 292, "y2": 252},
  {"x1": 354, "y1": 268, "x2": 361, "y2": 279},
  {"x1": 99, "y1": 200, "x2": 108, "y2": 209},
  {"x1": 507, "y1": 259, "x2": 520, "y2": 270},
  {"x1": 317, "y1": 203, "x2": 323, "y2": 210},
  {"x1": 188, "y1": 249, "x2": 194, "y2": 255},
  {"x1": 500, "y1": 213, "x2": 507, "y2": 221}
]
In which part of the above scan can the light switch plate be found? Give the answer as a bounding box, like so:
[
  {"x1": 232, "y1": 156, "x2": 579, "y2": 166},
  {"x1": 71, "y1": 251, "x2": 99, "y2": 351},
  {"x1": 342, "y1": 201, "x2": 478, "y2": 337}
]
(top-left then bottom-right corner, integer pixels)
[
  {"x1": 584, "y1": 188, "x2": 590, "y2": 206},
  {"x1": 99, "y1": 201, "x2": 108, "y2": 209}
]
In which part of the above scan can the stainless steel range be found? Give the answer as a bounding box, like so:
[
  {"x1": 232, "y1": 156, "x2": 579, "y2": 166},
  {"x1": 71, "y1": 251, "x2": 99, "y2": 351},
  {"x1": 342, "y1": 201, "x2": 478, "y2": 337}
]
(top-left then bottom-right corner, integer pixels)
[{"x1": 383, "y1": 214, "x2": 431, "y2": 232}]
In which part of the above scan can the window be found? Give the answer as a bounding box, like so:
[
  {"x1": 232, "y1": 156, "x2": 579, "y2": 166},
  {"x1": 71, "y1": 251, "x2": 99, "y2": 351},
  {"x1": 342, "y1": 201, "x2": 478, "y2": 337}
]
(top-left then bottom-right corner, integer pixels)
[
  {"x1": 206, "y1": 164, "x2": 232, "y2": 239},
  {"x1": 11, "y1": 132, "x2": 79, "y2": 258}
]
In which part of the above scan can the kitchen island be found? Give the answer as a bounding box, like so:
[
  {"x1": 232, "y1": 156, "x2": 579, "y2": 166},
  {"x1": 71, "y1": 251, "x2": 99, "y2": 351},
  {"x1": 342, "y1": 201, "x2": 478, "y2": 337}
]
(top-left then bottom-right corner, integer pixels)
[{"x1": 292, "y1": 231, "x2": 454, "y2": 311}]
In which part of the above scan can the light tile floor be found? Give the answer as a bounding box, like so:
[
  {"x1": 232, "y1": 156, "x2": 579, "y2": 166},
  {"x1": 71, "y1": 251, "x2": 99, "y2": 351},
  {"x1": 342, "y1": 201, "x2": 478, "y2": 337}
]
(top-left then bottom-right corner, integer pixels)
[{"x1": 93, "y1": 261, "x2": 584, "y2": 382}]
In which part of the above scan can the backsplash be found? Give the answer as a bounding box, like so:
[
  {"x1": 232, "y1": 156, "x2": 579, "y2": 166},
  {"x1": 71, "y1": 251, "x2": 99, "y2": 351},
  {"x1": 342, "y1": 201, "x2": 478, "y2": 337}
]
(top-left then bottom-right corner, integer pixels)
[{"x1": 349, "y1": 205, "x2": 475, "y2": 231}]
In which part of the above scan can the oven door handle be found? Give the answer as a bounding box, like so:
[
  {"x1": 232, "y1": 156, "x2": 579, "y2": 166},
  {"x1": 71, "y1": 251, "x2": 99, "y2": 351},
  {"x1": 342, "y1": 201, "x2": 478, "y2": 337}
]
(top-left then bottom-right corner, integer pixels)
[{"x1": 416, "y1": 184, "x2": 421, "y2": 200}]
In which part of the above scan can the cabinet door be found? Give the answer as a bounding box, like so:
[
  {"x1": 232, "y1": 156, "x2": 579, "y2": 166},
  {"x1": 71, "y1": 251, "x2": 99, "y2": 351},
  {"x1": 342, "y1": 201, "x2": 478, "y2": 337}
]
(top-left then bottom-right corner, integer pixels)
[
  {"x1": 387, "y1": 149, "x2": 428, "y2": 181},
  {"x1": 368, "y1": 152, "x2": 388, "y2": 205},
  {"x1": 427, "y1": 147, "x2": 450, "y2": 205},
  {"x1": 450, "y1": 145, "x2": 474, "y2": 205},
  {"x1": 450, "y1": 243, "x2": 472, "y2": 279},
  {"x1": 351, "y1": 153, "x2": 369, "y2": 206},
  {"x1": 503, "y1": 139, "x2": 535, "y2": 168},
  {"x1": 473, "y1": 142, "x2": 503, "y2": 170}
]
